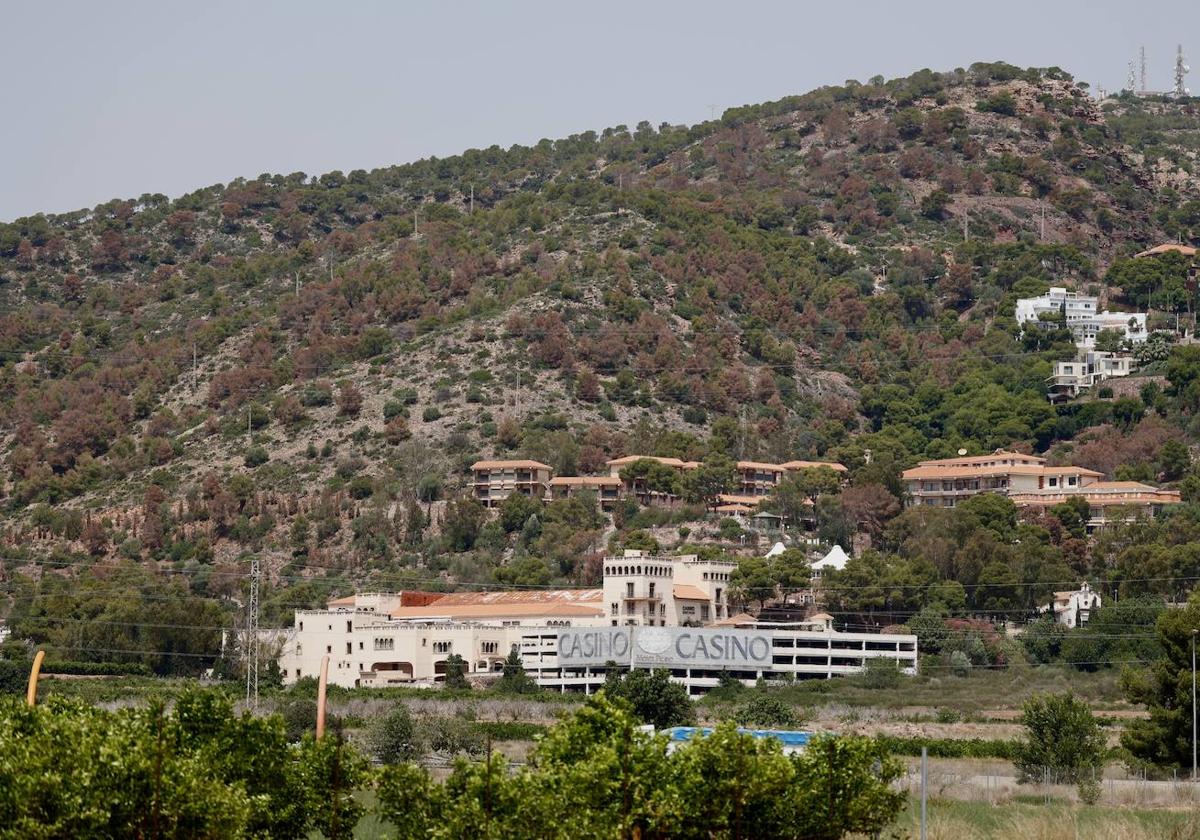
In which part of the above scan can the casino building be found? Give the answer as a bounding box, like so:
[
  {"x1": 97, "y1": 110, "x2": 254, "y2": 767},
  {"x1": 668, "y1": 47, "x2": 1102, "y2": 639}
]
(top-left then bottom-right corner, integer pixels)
[{"x1": 277, "y1": 552, "x2": 918, "y2": 696}]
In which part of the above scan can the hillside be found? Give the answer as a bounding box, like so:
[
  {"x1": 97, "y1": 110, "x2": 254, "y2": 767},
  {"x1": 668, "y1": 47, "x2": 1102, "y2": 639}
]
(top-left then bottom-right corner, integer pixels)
[{"x1": 3, "y1": 60, "x2": 1200, "y2": 660}]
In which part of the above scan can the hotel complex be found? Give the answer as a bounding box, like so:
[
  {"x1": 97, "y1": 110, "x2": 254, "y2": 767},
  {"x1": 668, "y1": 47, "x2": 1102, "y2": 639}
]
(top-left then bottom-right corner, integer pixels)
[
  {"x1": 902, "y1": 450, "x2": 1180, "y2": 531},
  {"x1": 470, "y1": 455, "x2": 846, "y2": 511},
  {"x1": 278, "y1": 550, "x2": 917, "y2": 695}
]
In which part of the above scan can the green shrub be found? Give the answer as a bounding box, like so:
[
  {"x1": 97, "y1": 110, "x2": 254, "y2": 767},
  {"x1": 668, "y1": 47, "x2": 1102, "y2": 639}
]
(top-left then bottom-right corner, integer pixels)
[
  {"x1": 372, "y1": 703, "x2": 422, "y2": 764},
  {"x1": 244, "y1": 446, "x2": 269, "y2": 468},
  {"x1": 734, "y1": 693, "x2": 802, "y2": 728},
  {"x1": 875, "y1": 735, "x2": 1017, "y2": 760},
  {"x1": 861, "y1": 657, "x2": 902, "y2": 689}
]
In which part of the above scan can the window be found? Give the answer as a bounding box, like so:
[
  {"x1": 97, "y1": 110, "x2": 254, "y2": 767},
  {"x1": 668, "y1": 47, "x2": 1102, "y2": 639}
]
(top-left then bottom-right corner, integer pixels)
[
  {"x1": 648, "y1": 582, "x2": 655, "y2": 598},
  {"x1": 701, "y1": 605, "x2": 710, "y2": 620},
  {"x1": 481, "y1": 641, "x2": 498, "y2": 654},
  {"x1": 433, "y1": 641, "x2": 452, "y2": 654},
  {"x1": 358, "y1": 641, "x2": 363, "y2": 650},
  {"x1": 299, "y1": 621, "x2": 304, "y2": 632},
  {"x1": 626, "y1": 582, "x2": 635, "y2": 598},
  {"x1": 346, "y1": 621, "x2": 352, "y2": 633},
  {"x1": 611, "y1": 602, "x2": 618, "y2": 616},
  {"x1": 346, "y1": 642, "x2": 352, "y2": 654},
  {"x1": 325, "y1": 645, "x2": 332, "y2": 654},
  {"x1": 374, "y1": 638, "x2": 394, "y2": 651},
  {"x1": 715, "y1": 588, "x2": 723, "y2": 604}
]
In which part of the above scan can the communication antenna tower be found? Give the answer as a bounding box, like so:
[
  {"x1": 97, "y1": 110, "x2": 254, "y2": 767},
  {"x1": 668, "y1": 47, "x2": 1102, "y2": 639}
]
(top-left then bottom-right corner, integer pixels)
[
  {"x1": 245, "y1": 554, "x2": 260, "y2": 709},
  {"x1": 1140, "y1": 46, "x2": 1148, "y2": 93},
  {"x1": 1176, "y1": 44, "x2": 1191, "y2": 98},
  {"x1": 1126, "y1": 61, "x2": 1136, "y2": 93}
]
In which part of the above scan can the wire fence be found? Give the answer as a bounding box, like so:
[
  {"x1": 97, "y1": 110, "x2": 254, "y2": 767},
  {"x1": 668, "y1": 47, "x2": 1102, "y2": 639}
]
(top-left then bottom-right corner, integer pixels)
[{"x1": 898, "y1": 761, "x2": 1200, "y2": 808}]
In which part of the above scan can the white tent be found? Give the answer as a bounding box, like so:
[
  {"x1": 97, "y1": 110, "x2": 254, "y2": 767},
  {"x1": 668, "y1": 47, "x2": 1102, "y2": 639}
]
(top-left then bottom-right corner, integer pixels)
[
  {"x1": 765, "y1": 541, "x2": 786, "y2": 559},
  {"x1": 811, "y1": 545, "x2": 849, "y2": 572}
]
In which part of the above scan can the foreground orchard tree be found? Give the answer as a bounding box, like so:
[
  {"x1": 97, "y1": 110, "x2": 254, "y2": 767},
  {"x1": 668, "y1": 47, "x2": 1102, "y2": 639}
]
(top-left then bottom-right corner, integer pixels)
[
  {"x1": 0, "y1": 689, "x2": 366, "y2": 839},
  {"x1": 1120, "y1": 597, "x2": 1200, "y2": 769},
  {"x1": 377, "y1": 692, "x2": 904, "y2": 840},
  {"x1": 1013, "y1": 692, "x2": 1106, "y2": 783}
]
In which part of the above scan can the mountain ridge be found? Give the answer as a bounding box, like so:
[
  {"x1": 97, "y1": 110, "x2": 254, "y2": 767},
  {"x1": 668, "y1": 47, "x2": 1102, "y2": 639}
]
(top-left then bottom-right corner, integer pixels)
[{"x1": 1, "y1": 59, "x2": 1199, "y2": 612}]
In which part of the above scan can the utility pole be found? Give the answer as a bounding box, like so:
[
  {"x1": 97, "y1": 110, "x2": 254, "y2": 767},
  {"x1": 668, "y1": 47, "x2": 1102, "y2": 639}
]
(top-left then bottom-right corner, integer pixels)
[
  {"x1": 1140, "y1": 45, "x2": 1148, "y2": 93},
  {"x1": 245, "y1": 554, "x2": 260, "y2": 710},
  {"x1": 1192, "y1": 629, "x2": 1197, "y2": 782},
  {"x1": 920, "y1": 747, "x2": 928, "y2": 840},
  {"x1": 469, "y1": 184, "x2": 474, "y2": 214}
]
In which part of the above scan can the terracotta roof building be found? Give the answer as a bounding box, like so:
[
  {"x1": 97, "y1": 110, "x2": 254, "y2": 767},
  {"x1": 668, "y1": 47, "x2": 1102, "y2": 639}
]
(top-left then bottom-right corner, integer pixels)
[
  {"x1": 470, "y1": 459, "x2": 552, "y2": 508},
  {"x1": 902, "y1": 450, "x2": 1179, "y2": 532},
  {"x1": 548, "y1": 475, "x2": 622, "y2": 509}
]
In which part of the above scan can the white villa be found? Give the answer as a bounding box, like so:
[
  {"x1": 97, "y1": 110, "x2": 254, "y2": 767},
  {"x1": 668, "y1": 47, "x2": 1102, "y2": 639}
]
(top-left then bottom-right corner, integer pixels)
[{"x1": 1015, "y1": 287, "x2": 1147, "y2": 348}]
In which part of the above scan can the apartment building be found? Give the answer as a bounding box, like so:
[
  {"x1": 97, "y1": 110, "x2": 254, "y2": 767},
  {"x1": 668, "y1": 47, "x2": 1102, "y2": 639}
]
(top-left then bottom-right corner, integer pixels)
[
  {"x1": 1010, "y1": 481, "x2": 1181, "y2": 531},
  {"x1": 1047, "y1": 351, "x2": 1135, "y2": 402},
  {"x1": 902, "y1": 450, "x2": 1179, "y2": 531},
  {"x1": 605, "y1": 455, "x2": 698, "y2": 504},
  {"x1": 1014, "y1": 287, "x2": 1147, "y2": 347},
  {"x1": 470, "y1": 459, "x2": 552, "y2": 508},
  {"x1": 601, "y1": 549, "x2": 737, "y2": 627},
  {"x1": 902, "y1": 451, "x2": 1054, "y2": 505},
  {"x1": 547, "y1": 476, "x2": 623, "y2": 509},
  {"x1": 735, "y1": 461, "x2": 786, "y2": 496}
]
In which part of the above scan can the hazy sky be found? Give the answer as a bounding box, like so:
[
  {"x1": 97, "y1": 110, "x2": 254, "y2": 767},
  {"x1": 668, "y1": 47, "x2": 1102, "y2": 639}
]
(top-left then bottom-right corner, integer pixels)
[{"x1": 2, "y1": 0, "x2": 1196, "y2": 221}]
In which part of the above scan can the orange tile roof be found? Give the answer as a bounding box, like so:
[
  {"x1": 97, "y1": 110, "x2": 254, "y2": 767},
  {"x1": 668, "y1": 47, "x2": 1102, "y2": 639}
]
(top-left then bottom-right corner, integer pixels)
[
  {"x1": 712, "y1": 612, "x2": 759, "y2": 627},
  {"x1": 716, "y1": 493, "x2": 769, "y2": 507},
  {"x1": 715, "y1": 503, "x2": 754, "y2": 513},
  {"x1": 673, "y1": 584, "x2": 710, "y2": 601},
  {"x1": 902, "y1": 464, "x2": 1047, "y2": 480},
  {"x1": 606, "y1": 455, "x2": 691, "y2": 468},
  {"x1": 1086, "y1": 481, "x2": 1160, "y2": 491},
  {"x1": 472, "y1": 460, "x2": 551, "y2": 471},
  {"x1": 390, "y1": 603, "x2": 604, "y2": 620},
  {"x1": 1011, "y1": 488, "x2": 1181, "y2": 507},
  {"x1": 548, "y1": 476, "x2": 622, "y2": 487},
  {"x1": 328, "y1": 595, "x2": 357, "y2": 606},
  {"x1": 780, "y1": 460, "x2": 849, "y2": 472},
  {"x1": 1042, "y1": 466, "x2": 1104, "y2": 477},
  {"x1": 430, "y1": 589, "x2": 601, "y2": 606},
  {"x1": 737, "y1": 460, "x2": 785, "y2": 471}
]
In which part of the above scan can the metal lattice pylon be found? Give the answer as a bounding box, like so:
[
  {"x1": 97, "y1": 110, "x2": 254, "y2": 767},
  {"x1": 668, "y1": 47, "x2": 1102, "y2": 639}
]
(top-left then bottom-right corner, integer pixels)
[{"x1": 245, "y1": 554, "x2": 260, "y2": 709}]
